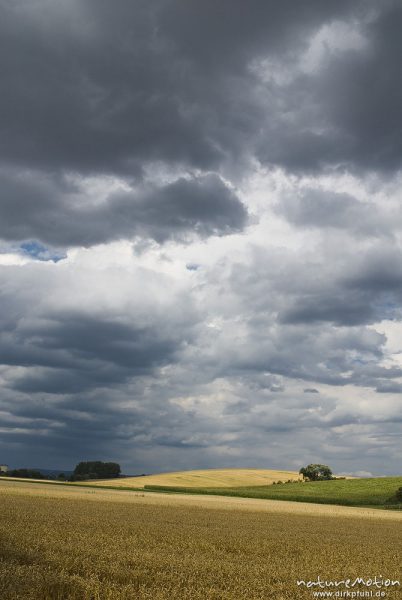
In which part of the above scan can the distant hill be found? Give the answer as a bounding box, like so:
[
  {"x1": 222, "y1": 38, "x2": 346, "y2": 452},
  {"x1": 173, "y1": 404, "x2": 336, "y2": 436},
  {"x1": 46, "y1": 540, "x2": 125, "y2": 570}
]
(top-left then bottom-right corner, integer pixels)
[{"x1": 87, "y1": 468, "x2": 302, "y2": 489}]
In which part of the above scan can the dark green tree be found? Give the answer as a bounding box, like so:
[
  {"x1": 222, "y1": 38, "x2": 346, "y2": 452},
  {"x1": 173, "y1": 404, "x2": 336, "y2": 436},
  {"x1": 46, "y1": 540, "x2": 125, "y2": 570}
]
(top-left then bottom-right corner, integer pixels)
[
  {"x1": 8, "y1": 468, "x2": 46, "y2": 479},
  {"x1": 299, "y1": 464, "x2": 333, "y2": 481},
  {"x1": 72, "y1": 461, "x2": 121, "y2": 481}
]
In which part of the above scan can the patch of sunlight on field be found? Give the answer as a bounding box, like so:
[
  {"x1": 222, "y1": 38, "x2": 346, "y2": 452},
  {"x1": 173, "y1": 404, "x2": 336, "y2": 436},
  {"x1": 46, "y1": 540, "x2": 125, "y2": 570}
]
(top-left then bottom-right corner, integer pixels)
[
  {"x1": 0, "y1": 476, "x2": 60, "y2": 483},
  {"x1": 89, "y1": 468, "x2": 303, "y2": 488},
  {"x1": 1, "y1": 480, "x2": 402, "y2": 520}
]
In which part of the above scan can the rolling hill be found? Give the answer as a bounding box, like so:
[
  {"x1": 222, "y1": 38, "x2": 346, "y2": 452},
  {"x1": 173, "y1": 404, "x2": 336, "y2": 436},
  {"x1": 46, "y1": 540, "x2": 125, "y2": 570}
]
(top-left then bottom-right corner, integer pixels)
[{"x1": 88, "y1": 468, "x2": 302, "y2": 488}]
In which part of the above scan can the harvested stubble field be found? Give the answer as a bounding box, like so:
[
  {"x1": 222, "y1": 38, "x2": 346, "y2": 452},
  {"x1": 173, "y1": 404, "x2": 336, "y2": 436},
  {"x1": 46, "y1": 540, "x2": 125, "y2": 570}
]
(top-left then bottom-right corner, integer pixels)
[{"x1": 0, "y1": 480, "x2": 401, "y2": 600}]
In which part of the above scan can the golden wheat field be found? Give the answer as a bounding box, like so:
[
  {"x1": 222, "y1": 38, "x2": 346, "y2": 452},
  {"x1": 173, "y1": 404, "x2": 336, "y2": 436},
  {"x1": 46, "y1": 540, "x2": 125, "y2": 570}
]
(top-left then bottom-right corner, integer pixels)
[
  {"x1": 89, "y1": 468, "x2": 303, "y2": 488},
  {"x1": 0, "y1": 480, "x2": 401, "y2": 600}
]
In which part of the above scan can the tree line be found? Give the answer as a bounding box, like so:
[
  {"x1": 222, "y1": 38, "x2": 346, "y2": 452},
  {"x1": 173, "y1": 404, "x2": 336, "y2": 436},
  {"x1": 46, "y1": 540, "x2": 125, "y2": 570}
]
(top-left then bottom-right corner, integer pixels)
[{"x1": 0, "y1": 461, "x2": 121, "y2": 481}]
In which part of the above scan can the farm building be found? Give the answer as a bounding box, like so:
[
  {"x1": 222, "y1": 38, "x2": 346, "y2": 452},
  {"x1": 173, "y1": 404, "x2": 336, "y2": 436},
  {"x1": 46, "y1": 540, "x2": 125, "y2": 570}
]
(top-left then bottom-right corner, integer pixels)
[{"x1": 0, "y1": 464, "x2": 9, "y2": 473}]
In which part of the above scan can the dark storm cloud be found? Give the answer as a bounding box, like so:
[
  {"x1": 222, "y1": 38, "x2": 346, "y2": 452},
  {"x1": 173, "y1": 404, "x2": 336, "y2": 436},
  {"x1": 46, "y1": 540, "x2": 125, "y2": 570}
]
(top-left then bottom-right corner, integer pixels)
[
  {"x1": 254, "y1": 2, "x2": 402, "y2": 173},
  {"x1": 0, "y1": 0, "x2": 400, "y2": 248},
  {"x1": 36, "y1": 315, "x2": 176, "y2": 368},
  {"x1": 248, "y1": 244, "x2": 402, "y2": 328},
  {"x1": 0, "y1": 259, "x2": 200, "y2": 399},
  {"x1": 158, "y1": 0, "x2": 351, "y2": 70},
  {"x1": 279, "y1": 293, "x2": 375, "y2": 326},
  {"x1": 224, "y1": 244, "x2": 397, "y2": 330},
  {"x1": 200, "y1": 244, "x2": 402, "y2": 391},
  {"x1": 0, "y1": 0, "x2": 352, "y2": 175},
  {"x1": 0, "y1": 171, "x2": 247, "y2": 246},
  {"x1": 343, "y1": 248, "x2": 402, "y2": 293},
  {"x1": 0, "y1": 313, "x2": 184, "y2": 396},
  {"x1": 0, "y1": 259, "x2": 212, "y2": 466},
  {"x1": 0, "y1": 0, "x2": 203, "y2": 174},
  {"x1": 277, "y1": 189, "x2": 392, "y2": 238},
  {"x1": 309, "y1": 2, "x2": 402, "y2": 173}
]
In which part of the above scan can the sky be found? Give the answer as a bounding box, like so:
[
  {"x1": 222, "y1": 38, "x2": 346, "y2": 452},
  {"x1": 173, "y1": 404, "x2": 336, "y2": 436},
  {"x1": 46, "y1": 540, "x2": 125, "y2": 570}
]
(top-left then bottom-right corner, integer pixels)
[{"x1": 1, "y1": 0, "x2": 401, "y2": 476}]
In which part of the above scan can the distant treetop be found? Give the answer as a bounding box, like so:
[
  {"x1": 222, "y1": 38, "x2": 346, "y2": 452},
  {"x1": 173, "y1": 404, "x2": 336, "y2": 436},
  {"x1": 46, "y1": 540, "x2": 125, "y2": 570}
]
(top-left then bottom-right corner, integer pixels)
[
  {"x1": 72, "y1": 461, "x2": 121, "y2": 481},
  {"x1": 299, "y1": 464, "x2": 333, "y2": 481}
]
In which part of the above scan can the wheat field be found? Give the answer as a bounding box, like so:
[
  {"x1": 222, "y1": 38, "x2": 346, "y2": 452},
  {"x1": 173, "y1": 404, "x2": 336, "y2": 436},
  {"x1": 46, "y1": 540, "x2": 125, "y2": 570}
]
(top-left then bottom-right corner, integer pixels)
[
  {"x1": 0, "y1": 479, "x2": 401, "y2": 599},
  {"x1": 89, "y1": 468, "x2": 302, "y2": 488}
]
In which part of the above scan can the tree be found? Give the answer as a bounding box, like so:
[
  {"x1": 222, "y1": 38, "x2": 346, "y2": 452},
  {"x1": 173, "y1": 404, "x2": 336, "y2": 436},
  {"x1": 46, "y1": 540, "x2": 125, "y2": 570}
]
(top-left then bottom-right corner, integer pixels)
[
  {"x1": 8, "y1": 468, "x2": 46, "y2": 479},
  {"x1": 71, "y1": 461, "x2": 121, "y2": 481},
  {"x1": 299, "y1": 464, "x2": 333, "y2": 481},
  {"x1": 395, "y1": 487, "x2": 402, "y2": 502}
]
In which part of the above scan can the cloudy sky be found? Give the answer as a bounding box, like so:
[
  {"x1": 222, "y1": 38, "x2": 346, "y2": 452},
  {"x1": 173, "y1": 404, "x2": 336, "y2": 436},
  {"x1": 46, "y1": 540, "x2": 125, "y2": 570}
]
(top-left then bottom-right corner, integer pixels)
[{"x1": 1, "y1": 0, "x2": 401, "y2": 476}]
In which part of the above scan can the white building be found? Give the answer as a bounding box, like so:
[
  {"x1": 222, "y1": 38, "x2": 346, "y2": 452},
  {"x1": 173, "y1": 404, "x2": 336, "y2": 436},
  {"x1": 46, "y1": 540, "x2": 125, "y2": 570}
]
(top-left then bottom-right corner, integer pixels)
[{"x1": 0, "y1": 464, "x2": 9, "y2": 473}]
